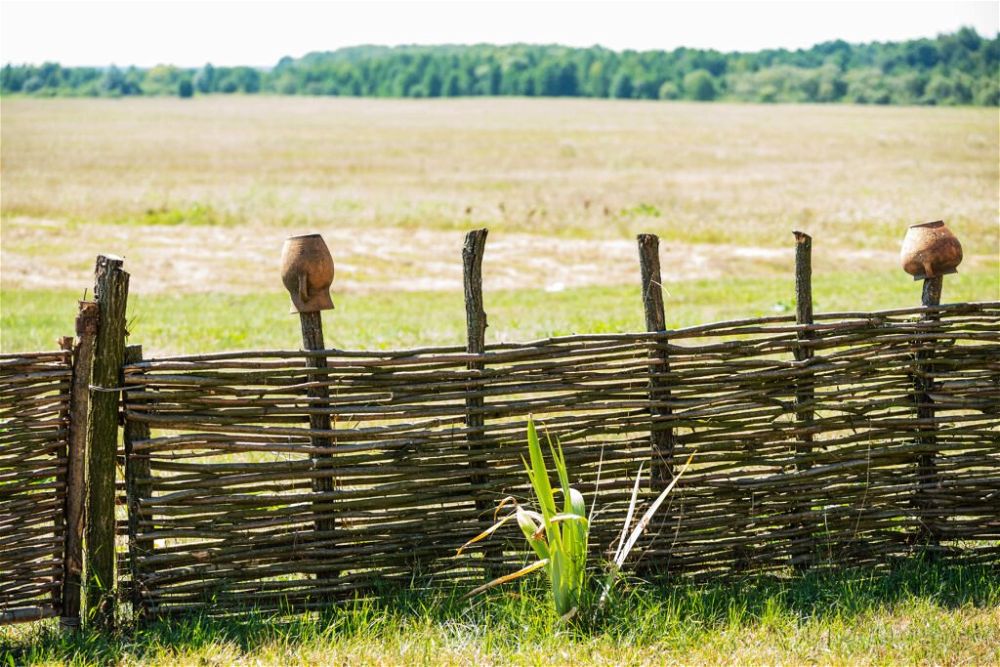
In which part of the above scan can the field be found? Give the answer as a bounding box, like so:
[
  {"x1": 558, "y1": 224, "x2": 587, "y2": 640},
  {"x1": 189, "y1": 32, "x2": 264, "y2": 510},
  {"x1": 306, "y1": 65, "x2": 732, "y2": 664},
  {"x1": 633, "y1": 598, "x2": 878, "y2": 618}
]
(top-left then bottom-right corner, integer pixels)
[
  {"x1": 1, "y1": 97, "x2": 998, "y2": 664},
  {"x1": 1, "y1": 97, "x2": 998, "y2": 353}
]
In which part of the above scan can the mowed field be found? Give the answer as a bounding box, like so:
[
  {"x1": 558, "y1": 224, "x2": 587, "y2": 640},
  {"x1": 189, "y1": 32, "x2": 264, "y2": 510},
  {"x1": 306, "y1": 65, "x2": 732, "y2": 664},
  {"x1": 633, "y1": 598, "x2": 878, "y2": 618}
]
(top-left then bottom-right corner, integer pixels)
[{"x1": 2, "y1": 96, "x2": 999, "y2": 353}]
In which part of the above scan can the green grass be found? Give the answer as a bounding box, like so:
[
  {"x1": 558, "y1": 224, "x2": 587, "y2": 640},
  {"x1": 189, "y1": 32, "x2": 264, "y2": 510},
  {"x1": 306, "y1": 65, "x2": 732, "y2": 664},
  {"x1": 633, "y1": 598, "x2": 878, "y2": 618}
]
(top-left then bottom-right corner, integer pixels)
[
  {"x1": 2, "y1": 267, "x2": 996, "y2": 355},
  {"x1": 3, "y1": 560, "x2": 998, "y2": 665}
]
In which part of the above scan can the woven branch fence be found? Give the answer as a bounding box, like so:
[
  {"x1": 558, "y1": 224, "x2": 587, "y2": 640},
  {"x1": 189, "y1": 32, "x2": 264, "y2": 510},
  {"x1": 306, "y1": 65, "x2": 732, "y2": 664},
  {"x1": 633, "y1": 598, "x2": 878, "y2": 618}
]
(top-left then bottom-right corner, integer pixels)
[
  {"x1": 1, "y1": 232, "x2": 998, "y2": 628},
  {"x1": 0, "y1": 351, "x2": 73, "y2": 624},
  {"x1": 119, "y1": 303, "x2": 1000, "y2": 617}
]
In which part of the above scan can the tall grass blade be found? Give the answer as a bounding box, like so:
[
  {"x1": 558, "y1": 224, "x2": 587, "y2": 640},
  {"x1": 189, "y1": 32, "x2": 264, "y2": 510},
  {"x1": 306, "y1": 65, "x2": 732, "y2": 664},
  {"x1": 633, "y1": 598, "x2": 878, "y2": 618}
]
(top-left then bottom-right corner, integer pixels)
[
  {"x1": 599, "y1": 453, "x2": 695, "y2": 609},
  {"x1": 615, "y1": 453, "x2": 695, "y2": 569},
  {"x1": 613, "y1": 463, "x2": 645, "y2": 565}
]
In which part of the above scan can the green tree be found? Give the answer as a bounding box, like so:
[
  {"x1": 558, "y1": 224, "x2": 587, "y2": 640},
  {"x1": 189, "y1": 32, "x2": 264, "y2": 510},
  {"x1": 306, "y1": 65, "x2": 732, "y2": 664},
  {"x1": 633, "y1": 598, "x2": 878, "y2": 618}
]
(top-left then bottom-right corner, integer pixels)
[
  {"x1": 178, "y1": 79, "x2": 194, "y2": 98},
  {"x1": 586, "y1": 60, "x2": 609, "y2": 97},
  {"x1": 683, "y1": 69, "x2": 717, "y2": 101},
  {"x1": 145, "y1": 65, "x2": 181, "y2": 95},
  {"x1": 658, "y1": 81, "x2": 679, "y2": 100},
  {"x1": 610, "y1": 71, "x2": 633, "y2": 99},
  {"x1": 194, "y1": 64, "x2": 215, "y2": 93},
  {"x1": 444, "y1": 72, "x2": 461, "y2": 96},
  {"x1": 3, "y1": 31, "x2": 997, "y2": 106},
  {"x1": 22, "y1": 76, "x2": 44, "y2": 94},
  {"x1": 423, "y1": 70, "x2": 443, "y2": 97}
]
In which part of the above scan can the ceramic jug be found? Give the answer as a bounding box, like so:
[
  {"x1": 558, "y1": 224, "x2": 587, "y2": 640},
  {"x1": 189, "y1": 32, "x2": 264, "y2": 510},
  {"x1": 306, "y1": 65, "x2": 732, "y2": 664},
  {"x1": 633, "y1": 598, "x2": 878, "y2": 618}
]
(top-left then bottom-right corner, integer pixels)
[
  {"x1": 900, "y1": 221, "x2": 962, "y2": 280},
  {"x1": 281, "y1": 234, "x2": 335, "y2": 313}
]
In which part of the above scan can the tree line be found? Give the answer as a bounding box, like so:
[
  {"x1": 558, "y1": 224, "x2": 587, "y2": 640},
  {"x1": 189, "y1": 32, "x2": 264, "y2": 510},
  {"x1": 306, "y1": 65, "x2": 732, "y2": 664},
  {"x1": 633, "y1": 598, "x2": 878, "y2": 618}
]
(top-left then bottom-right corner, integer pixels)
[{"x1": 3, "y1": 28, "x2": 997, "y2": 105}]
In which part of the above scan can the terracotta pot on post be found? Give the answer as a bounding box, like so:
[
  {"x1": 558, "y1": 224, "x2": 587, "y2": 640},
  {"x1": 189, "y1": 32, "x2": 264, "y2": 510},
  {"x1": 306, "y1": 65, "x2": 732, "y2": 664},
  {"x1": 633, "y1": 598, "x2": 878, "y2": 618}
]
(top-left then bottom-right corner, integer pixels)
[
  {"x1": 900, "y1": 221, "x2": 963, "y2": 281},
  {"x1": 281, "y1": 234, "x2": 335, "y2": 313}
]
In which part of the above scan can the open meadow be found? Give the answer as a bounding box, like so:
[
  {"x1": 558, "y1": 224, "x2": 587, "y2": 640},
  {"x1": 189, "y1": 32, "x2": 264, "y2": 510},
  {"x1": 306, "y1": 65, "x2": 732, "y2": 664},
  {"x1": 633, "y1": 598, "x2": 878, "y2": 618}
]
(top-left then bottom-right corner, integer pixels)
[
  {"x1": 1, "y1": 97, "x2": 999, "y2": 665},
  {"x1": 1, "y1": 96, "x2": 998, "y2": 353}
]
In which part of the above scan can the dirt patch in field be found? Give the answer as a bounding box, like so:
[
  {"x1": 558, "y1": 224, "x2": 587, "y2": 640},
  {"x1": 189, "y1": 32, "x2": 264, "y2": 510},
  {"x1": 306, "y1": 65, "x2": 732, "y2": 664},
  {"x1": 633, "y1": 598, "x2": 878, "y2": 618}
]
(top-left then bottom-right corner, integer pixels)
[{"x1": 0, "y1": 216, "x2": 961, "y2": 295}]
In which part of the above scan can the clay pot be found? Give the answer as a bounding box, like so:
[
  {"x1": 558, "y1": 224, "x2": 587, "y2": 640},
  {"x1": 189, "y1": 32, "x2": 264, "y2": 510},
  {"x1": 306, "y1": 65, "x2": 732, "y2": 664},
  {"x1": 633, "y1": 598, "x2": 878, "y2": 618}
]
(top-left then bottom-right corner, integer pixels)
[
  {"x1": 900, "y1": 221, "x2": 963, "y2": 280},
  {"x1": 281, "y1": 234, "x2": 335, "y2": 313}
]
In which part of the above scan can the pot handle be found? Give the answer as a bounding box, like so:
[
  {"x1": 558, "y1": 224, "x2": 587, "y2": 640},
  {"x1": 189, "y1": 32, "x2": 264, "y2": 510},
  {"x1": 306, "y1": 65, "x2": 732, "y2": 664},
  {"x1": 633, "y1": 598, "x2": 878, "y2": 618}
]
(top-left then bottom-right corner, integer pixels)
[{"x1": 298, "y1": 274, "x2": 310, "y2": 303}]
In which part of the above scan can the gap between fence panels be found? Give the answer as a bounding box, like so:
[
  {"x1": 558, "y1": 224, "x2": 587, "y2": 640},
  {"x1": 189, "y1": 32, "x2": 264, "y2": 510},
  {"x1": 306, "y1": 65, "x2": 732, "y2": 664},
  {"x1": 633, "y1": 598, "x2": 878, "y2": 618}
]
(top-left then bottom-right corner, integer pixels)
[{"x1": 0, "y1": 232, "x2": 997, "y2": 628}]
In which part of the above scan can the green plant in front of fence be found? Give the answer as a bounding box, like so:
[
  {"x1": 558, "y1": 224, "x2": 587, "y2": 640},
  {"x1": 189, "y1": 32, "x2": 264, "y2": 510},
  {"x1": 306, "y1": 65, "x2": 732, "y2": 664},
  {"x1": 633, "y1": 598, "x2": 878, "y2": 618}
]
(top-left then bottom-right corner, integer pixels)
[
  {"x1": 458, "y1": 418, "x2": 694, "y2": 620},
  {"x1": 458, "y1": 418, "x2": 590, "y2": 618}
]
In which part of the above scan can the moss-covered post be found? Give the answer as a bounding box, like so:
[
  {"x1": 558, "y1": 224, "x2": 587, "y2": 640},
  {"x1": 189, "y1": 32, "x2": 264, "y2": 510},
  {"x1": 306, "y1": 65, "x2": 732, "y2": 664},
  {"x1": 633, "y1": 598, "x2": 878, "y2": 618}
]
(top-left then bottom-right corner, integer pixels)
[
  {"x1": 60, "y1": 301, "x2": 99, "y2": 630},
  {"x1": 85, "y1": 255, "x2": 129, "y2": 628}
]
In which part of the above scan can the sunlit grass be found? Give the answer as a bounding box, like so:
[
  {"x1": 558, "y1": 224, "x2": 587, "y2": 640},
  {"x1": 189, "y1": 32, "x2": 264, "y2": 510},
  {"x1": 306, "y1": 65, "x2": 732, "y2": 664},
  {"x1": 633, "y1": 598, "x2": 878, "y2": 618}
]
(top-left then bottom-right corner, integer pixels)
[
  {"x1": 3, "y1": 266, "x2": 996, "y2": 355},
  {"x1": 2, "y1": 560, "x2": 998, "y2": 666},
  {"x1": 2, "y1": 96, "x2": 998, "y2": 665}
]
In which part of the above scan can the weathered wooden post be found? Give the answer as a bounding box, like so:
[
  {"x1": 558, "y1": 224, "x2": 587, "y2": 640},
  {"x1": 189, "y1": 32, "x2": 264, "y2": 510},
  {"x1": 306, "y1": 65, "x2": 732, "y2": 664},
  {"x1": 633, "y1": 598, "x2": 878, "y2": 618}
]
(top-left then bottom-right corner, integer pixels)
[
  {"x1": 915, "y1": 275, "x2": 943, "y2": 547},
  {"x1": 637, "y1": 234, "x2": 673, "y2": 488},
  {"x1": 60, "y1": 301, "x2": 99, "y2": 630},
  {"x1": 123, "y1": 344, "x2": 152, "y2": 616},
  {"x1": 280, "y1": 234, "x2": 337, "y2": 582},
  {"x1": 54, "y1": 336, "x2": 73, "y2": 616},
  {"x1": 463, "y1": 229, "x2": 499, "y2": 573},
  {"x1": 791, "y1": 231, "x2": 815, "y2": 569},
  {"x1": 900, "y1": 220, "x2": 963, "y2": 547},
  {"x1": 85, "y1": 255, "x2": 129, "y2": 628}
]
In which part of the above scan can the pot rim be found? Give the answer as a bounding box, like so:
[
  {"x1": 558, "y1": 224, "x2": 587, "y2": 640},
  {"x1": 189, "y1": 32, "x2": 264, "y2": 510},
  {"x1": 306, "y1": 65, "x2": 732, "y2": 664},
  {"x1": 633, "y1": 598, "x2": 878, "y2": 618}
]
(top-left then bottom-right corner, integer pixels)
[
  {"x1": 908, "y1": 220, "x2": 945, "y2": 229},
  {"x1": 285, "y1": 233, "x2": 324, "y2": 240}
]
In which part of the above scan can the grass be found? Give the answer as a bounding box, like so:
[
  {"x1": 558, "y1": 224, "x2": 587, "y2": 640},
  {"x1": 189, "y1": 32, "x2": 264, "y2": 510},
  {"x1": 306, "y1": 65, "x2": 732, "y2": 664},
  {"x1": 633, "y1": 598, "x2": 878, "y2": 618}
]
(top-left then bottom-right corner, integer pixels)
[
  {"x1": 2, "y1": 98, "x2": 997, "y2": 349},
  {"x1": 2, "y1": 98, "x2": 997, "y2": 254},
  {"x1": 2, "y1": 267, "x2": 996, "y2": 355},
  {"x1": 2, "y1": 560, "x2": 998, "y2": 665},
  {"x1": 1, "y1": 97, "x2": 998, "y2": 663}
]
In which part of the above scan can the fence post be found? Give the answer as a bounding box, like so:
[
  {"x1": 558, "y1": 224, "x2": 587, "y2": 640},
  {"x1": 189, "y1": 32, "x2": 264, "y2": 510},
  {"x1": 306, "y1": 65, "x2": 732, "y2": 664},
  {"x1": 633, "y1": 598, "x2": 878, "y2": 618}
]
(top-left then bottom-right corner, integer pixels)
[
  {"x1": 791, "y1": 231, "x2": 815, "y2": 569},
  {"x1": 298, "y1": 311, "x2": 337, "y2": 582},
  {"x1": 914, "y1": 276, "x2": 943, "y2": 546},
  {"x1": 59, "y1": 302, "x2": 99, "y2": 630},
  {"x1": 463, "y1": 229, "x2": 499, "y2": 573},
  {"x1": 54, "y1": 337, "x2": 73, "y2": 615},
  {"x1": 123, "y1": 345, "x2": 153, "y2": 616},
  {"x1": 85, "y1": 255, "x2": 129, "y2": 628},
  {"x1": 637, "y1": 234, "x2": 673, "y2": 488}
]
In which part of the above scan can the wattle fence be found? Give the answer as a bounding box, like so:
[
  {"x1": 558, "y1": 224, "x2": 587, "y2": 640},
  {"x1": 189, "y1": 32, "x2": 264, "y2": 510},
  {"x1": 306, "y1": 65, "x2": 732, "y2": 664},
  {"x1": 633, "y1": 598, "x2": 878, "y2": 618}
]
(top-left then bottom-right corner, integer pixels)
[
  {"x1": 121, "y1": 305, "x2": 999, "y2": 617},
  {"x1": 1, "y1": 230, "x2": 998, "y2": 627},
  {"x1": 0, "y1": 351, "x2": 73, "y2": 624}
]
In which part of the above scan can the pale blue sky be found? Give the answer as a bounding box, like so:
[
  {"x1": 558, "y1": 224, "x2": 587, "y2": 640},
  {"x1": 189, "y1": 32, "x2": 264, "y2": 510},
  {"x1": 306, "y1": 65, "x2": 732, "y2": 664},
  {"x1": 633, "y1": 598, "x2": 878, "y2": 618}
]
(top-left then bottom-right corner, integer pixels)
[{"x1": 2, "y1": 0, "x2": 997, "y2": 67}]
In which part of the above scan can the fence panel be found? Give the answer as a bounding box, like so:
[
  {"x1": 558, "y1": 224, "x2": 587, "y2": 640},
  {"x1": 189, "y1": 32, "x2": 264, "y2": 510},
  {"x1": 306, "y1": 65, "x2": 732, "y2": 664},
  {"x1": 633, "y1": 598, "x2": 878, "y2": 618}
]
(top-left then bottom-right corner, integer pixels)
[
  {"x1": 649, "y1": 306, "x2": 1000, "y2": 574},
  {"x1": 0, "y1": 351, "x2": 72, "y2": 624},
  {"x1": 121, "y1": 303, "x2": 1000, "y2": 617},
  {"x1": 122, "y1": 346, "x2": 492, "y2": 616}
]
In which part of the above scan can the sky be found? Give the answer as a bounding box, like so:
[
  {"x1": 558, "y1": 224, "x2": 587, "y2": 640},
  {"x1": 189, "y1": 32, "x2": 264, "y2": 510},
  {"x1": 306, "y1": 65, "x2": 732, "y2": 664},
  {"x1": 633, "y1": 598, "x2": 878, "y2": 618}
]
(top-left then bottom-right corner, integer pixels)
[{"x1": 1, "y1": 0, "x2": 997, "y2": 67}]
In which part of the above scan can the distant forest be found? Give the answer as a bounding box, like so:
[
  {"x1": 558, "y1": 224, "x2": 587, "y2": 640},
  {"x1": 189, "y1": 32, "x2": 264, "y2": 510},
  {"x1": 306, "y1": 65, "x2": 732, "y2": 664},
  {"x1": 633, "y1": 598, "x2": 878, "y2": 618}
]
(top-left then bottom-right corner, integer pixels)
[{"x1": 3, "y1": 28, "x2": 998, "y2": 105}]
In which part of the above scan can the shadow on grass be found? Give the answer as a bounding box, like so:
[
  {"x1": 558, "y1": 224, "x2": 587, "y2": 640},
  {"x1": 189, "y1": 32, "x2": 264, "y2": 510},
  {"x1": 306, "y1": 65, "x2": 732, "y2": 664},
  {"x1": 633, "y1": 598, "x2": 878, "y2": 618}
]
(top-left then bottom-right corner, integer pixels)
[{"x1": 3, "y1": 557, "x2": 998, "y2": 664}]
